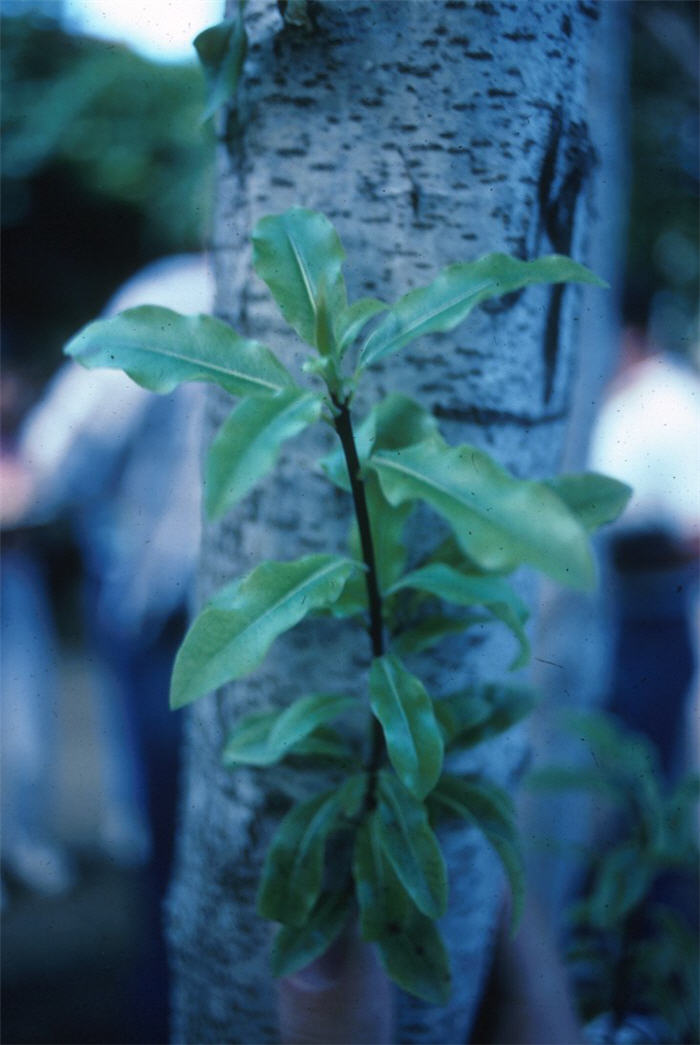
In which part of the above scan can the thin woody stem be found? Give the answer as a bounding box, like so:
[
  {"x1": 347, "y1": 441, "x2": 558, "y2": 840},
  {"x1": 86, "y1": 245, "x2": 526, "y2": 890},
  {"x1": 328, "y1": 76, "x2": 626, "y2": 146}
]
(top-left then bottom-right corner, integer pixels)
[{"x1": 331, "y1": 395, "x2": 385, "y2": 787}]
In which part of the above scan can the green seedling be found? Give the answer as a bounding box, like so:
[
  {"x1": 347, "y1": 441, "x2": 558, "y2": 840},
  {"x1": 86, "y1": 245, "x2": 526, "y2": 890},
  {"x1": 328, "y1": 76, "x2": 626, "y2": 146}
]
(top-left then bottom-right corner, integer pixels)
[{"x1": 66, "y1": 206, "x2": 630, "y2": 1003}]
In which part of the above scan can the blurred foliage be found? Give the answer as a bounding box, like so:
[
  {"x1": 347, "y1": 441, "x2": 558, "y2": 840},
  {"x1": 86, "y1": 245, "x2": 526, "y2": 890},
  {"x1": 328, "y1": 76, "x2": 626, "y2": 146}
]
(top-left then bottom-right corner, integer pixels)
[
  {"x1": 528, "y1": 712, "x2": 699, "y2": 1044},
  {"x1": 627, "y1": 2, "x2": 699, "y2": 355},
  {"x1": 1, "y1": 11, "x2": 214, "y2": 390}
]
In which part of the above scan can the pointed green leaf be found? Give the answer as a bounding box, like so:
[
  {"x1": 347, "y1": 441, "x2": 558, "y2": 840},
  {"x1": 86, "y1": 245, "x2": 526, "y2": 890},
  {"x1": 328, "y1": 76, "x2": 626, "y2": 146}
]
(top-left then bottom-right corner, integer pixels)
[
  {"x1": 544, "y1": 472, "x2": 632, "y2": 533},
  {"x1": 370, "y1": 655, "x2": 443, "y2": 800},
  {"x1": 271, "y1": 890, "x2": 351, "y2": 977},
  {"x1": 429, "y1": 774, "x2": 524, "y2": 926},
  {"x1": 359, "y1": 252, "x2": 605, "y2": 369},
  {"x1": 425, "y1": 533, "x2": 500, "y2": 576},
  {"x1": 313, "y1": 275, "x2": 337, "y2": 358},
  {"x1": 222, "y1": 693, "x2": 355, "y2": 767},
  {"x1": 269, "y1": 693, "x2": 356, "y2": 755},
  {"x1": 336, "y1": 297, "x2": 387, "y2": 356},
  {"x1": 376, "y1": 904, "x2": 452, "y2": 1006},
  {"x1": 370, "y1": 437, "x2": 594, "y2": 589},
  {"x1": 353, "y1": 816, "x2": 451, "y2": 1003},
  {"x1": 222, "y1": 709, "x2": 281, "y2": 766},
  {"x1": 257, "y1": 789, "x2": 342, "y2": 926},
  {"x1": 324, "y1": 569, "x2": 367, "y2": 619},
  {"x1": 252, "y1": 208, "x2": 347, "y2": 351},
  {"x1": 205, "y1": 390, "x2": 323, "y2": 519},
  {"x1": 377, "y1": 771, "x2": 447, "y2": 919},
  {"x1": 287, "y1": 725, "x2": 358, "y2": 765},
  {"x1": 389, "y1": 564, "x2": 530, "y2": 670},
  {"x1": 353, "y1": 815, "x2": 411, "y2": 941},
  {"x1": 434, "y1": 682, "x2": 538, "y2": 751},
  {"x1": 65, "y1": 306, "x2": 293, "y2": 399},
  {"x1": 194, "y1": 11, "x2": 248, "y2": 121},
  {"x1": 170, "y1": 555, "x2": 358, "y2": 708}
]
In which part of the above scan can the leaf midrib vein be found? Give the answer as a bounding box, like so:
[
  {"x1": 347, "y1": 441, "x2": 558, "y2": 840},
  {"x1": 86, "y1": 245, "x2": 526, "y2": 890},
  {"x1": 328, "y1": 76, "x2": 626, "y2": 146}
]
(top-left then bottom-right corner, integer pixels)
[
  {"x1": 363, "y1": 278, "x2": 492, "y2": 362},
  {"x1": 106, "y1": 337, "x2": 286, "y2": 393},
  {"x1": 219, "y1": 558, "x2": 350, "y2": 659},
  {"x1": 380, "y1": 659, "x2": 418, "y2": 770},
  {"x1": 287, "y1": 232, "x2": 318, "y2": 323}
]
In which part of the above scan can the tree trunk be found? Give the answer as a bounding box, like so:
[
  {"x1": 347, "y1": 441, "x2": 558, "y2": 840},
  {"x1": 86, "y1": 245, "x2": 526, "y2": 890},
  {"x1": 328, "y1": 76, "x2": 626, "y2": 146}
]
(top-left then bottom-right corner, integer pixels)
[{"x1": 167, "y1": 3, "x2": 615, "y2": 1041}]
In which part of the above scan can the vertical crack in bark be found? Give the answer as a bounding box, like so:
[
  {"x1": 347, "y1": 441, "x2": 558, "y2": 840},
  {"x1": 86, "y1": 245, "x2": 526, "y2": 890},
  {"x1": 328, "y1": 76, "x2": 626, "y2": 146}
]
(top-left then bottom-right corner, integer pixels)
[{"x1": 536, "y1": 106, "x2": 596, "y2": 402}]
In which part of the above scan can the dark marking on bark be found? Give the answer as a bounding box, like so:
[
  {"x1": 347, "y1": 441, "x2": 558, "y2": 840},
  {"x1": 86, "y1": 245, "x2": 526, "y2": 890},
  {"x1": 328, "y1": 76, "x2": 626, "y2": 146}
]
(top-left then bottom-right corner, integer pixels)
[
  {"x1": 536, "y1": 107, "x2": 596, "y2": 401},
  {"x1": 433, "y1": 403, "x2": 568, "y2": 428},
  {"x1": 397, "y1": 61, "x2": 439, "y2": 78},
  {"x1": 577, "y1": 1, "x2": 600, "y2": 20},
  {"x1": 561, "y1": 12, "x2": 572, "y2": 36},
  {"x1": 277, "y1": 0, "x2": 321, "y2": 32},
  {"x1": 465, "y1": 50, "x2": 494, "y2": 61},
  {"x1": 474, "y1": 1, "x2": 498, "y2": 13},
  {"x1": 503, "y1": 30, "x2": 536, "y2": 42}
]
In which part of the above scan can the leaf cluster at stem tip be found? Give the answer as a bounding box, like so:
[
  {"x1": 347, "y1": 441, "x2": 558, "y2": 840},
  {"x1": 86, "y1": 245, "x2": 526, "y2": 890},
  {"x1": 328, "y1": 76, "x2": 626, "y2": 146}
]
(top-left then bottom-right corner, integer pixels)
[{"x1": 63, "y1": 205, "x2": 629, "y2": 1004}]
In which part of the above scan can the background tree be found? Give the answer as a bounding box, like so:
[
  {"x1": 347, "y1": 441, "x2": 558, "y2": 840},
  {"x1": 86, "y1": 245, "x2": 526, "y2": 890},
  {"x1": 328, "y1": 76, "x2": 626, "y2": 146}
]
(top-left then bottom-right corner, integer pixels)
[{"x1": 166, "y1": 3, "x2": 623, "y2": 1042}]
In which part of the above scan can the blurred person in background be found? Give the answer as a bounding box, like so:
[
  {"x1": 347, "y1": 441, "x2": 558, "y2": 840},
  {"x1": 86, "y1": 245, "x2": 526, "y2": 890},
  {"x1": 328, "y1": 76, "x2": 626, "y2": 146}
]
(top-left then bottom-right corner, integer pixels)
[
  {"x1": 590, "y1": 288, "x2": 700, "y2": 781},
  {"x1": 3, "y1": 253, "x2": 212, "y2": 1037},
  {"x1": 1, "y1": 367, "x2": 76, "y2": 900}
]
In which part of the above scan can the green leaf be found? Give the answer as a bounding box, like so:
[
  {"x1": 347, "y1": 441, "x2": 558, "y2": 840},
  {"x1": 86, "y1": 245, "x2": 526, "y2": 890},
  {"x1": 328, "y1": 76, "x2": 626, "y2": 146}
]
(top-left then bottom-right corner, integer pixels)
[
  {"x1": 252, "y1": 207, "x2": 347, "y2": 352},
  {"x1": 369, "y1": 437, "x2": 594, "y2": 589},
  {"x1": 435, "y1": 682, "x2": 538, "y2": 750},
  {"x1": 545, "y1": 472, "x2": 632, "y2": 532},
  {"x1": 358, "y1": 252, "x2": 605, "y2": 369},
  {"x1": 271, "y1": 890, "x2": 350, "y2": 977},
  {"x1": 269, "y1": 693, "x2": 356, "y2": 756},
  {"x1": 323, "y1": 570, "x2": 367, "y2": 620},
  {"x1": 424, "y1": 533, "x2": 500, "y2": 576},
  {"x1": 170, "y1": 555, "x2": 358, "y2": 708},
  {"x1": 353, "y1": 816, "x2": 451, "y2": 1004},
  {"x1": 389, "y1": 564, "x2": 531, "y2": 670},
  {"x1": 353, "y1": 815, "x2": 411, "y2": 941},
  {"x1": 392, "y1": 613, "x2": 490, "y2": 657},
  {"x1": 222, "y1": 693, "x2": 356, "y2": 767},
  {"x1": 257, "y1": 789, "x2": 342, "y2": 926},
  {"x1": 322, "y1": 393, "x2": 440, "y2": 493},
  {"x1": 375, "y1": 904, "x2": 452, "y2": 1006},
  {"x1": 336, "y1": 297, "x2": 387, "y2": 357},
  {"x1": 370, "y1": 655, "x2": 443, "y2": 800},
  {"x1": 194, "y1": 10, "x2": 248, "y2": 122},
  {"x1": 205, "y1": 389, "x2": 323, "y2": 519},
  {"x1": 429, "y1": 774, "x2": 524, "y2": 926},
  {"x1": 287, "y1": 725, "x2": 357, "y2": 765},
  {"x1": 222, "y1": 709, "x2": 280, "y2": 766},
  {"x1": 376, "y1": 771, "x2": 447, "y2": 919},
  {"x1": 65, "y1": 306, "x2": 293, "y2": 399}
]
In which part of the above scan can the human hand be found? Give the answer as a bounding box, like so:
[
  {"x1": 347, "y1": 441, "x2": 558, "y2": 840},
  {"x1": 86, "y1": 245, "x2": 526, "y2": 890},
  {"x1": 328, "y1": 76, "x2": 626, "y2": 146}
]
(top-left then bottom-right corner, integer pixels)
[{"x1": 278, "y1": 924, "x2": 395, "y2": 1044}]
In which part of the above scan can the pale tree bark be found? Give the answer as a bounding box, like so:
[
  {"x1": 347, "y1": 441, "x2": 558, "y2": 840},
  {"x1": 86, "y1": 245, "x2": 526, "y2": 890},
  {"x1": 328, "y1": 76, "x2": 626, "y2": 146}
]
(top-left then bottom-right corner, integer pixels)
[{"x1": 167, "y1": 3, "x2": 617, "y2": 1042}]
